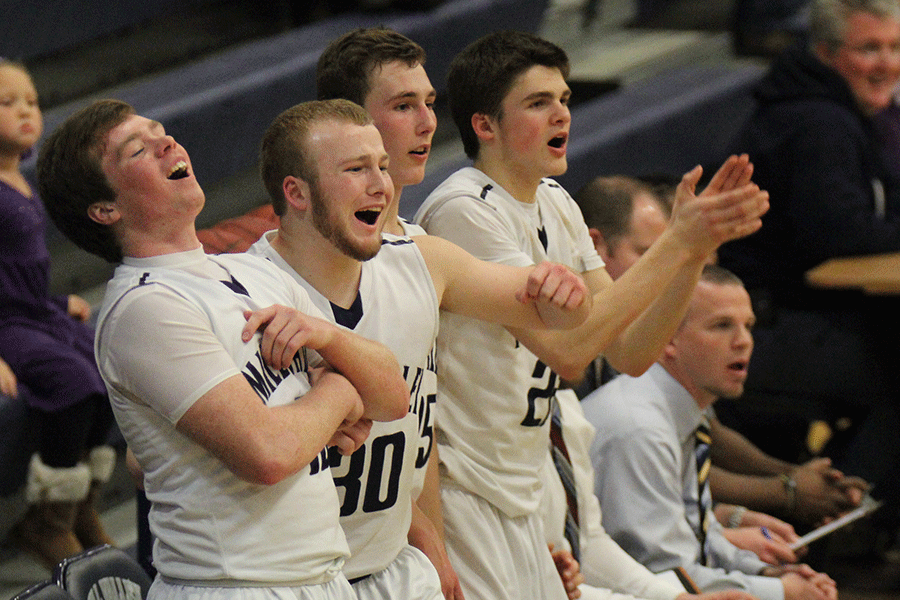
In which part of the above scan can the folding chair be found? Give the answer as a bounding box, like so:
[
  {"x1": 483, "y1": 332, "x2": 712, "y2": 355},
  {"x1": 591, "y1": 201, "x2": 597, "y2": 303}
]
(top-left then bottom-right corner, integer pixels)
[
  {"x1": 11, "y1": 580, "x2": 75, "y2": 600},
  {"x1": 54, "y1": 545, "x2": 152, "y2": 600}
]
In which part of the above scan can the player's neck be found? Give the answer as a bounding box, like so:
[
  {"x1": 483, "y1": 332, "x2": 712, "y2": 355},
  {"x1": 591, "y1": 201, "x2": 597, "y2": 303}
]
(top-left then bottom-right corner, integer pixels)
[
  {"x1": 272, "y1": 221, "x2": 362, "y2": 309},
  {"x1": 382, "y1": 186, "x2": 405, "y2": 236},
  {"x1": 120, "y1": 223, "x2": 203, "y2": 259},
  {"x1": 474, "y1": 154, "x2": 540, "y2": 204}
]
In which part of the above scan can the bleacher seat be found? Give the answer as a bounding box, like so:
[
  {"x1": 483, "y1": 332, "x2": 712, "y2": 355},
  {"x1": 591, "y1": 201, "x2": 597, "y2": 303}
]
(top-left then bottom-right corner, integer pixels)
[
  {"x1": 0, "y1": 0, "x2": 211, "y2": 61},
  {"x1": 23, "y1": 0, "x2": 550, "y2": 190},
  {"x1": 557, "y1": 62, "x2": 766, "y2": 195}
]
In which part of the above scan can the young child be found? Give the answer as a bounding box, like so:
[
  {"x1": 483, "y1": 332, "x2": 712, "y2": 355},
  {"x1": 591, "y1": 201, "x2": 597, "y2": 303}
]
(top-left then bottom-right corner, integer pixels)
[
  {"x1": 0, "y1": 59, "x2": 116, "y2": 568},
  {"x1": 413, "y1": 31, "x2": 769, "y2": 600}
]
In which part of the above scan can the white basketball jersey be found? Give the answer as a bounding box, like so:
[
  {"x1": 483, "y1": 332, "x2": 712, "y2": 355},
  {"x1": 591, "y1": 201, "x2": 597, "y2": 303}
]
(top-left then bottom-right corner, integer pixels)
[
  {"x1": 95, "y1": 250, "x2": 348, "y2": 584},
  {"x1": 250, "y1": 232, "x2": 440, "y2": 578},
  {"x1": 414, "y1": 167, "x2": 604, "y2": 518}
]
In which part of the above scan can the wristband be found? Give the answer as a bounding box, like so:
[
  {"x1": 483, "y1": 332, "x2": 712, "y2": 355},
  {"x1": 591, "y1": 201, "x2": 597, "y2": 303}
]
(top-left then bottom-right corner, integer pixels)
[
  {"x1": 727, "y1": 505, "x2": 748, "y2": 528},
  {"x1": 779, "y1": 473, "x2": 797, "y2": 512}
]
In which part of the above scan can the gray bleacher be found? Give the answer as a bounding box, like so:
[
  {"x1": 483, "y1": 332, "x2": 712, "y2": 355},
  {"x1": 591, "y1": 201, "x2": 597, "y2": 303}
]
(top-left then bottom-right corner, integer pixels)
[
  {"x1": 23, "y1": 0, "x2": 550, "y2": 297},
  {"x1": 0, "y1": 0, "x2": 212, "y2": 60},
  {"x1": 22, "y1": 0, "x2": 549, "y2": 190}
]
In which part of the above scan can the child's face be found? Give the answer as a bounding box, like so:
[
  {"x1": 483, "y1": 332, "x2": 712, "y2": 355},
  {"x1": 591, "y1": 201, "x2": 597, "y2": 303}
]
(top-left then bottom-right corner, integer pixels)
[
  {"x1": 493, "y1": 65, "x2": 570, "y2": 181},
  {"x1": 0, "y1": 65, "x2": 42, "y2": 156}
]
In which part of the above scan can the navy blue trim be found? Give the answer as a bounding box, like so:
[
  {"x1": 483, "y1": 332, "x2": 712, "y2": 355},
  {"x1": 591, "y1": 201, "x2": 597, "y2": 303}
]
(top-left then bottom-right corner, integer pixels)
[
  {"x1": 221, "y1": 275, "x2": 250, "y2": 297},
  {"x1": 331, "y1": 291, "x2": 364, "y2": 330},
  {"x1": 381, "y1": 237, "x2": 415, "y2": 247},
  {"x1": 537, "y1": 226, "x2": 548, "y2": 251}
]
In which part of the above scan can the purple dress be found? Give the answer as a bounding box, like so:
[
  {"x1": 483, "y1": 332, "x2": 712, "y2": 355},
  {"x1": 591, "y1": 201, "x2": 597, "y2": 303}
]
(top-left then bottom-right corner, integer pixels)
[{"x1": 0, "y1": 178, "x2": 106, "y2": 412}]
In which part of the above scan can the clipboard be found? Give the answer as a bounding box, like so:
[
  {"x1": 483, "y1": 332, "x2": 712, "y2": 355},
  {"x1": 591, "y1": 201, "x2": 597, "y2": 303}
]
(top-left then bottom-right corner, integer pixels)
[{"x1": 789, "y1": 495, "x2": 883, "y2": 551}]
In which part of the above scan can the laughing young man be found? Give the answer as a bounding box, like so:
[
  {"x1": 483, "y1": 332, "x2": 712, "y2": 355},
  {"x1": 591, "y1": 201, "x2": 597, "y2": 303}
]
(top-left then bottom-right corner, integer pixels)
[{"x1": 250, "y1": 99, "x2": 590, "y2": 600}]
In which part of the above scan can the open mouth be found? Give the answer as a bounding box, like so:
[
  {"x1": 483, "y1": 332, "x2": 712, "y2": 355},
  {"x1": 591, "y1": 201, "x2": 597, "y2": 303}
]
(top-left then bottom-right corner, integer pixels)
[
  {"x1": 355, "y1": 207, "x2": 382, "y2": 226},
  {"x1": 728, "y1": 361, "x2": 748, "y2": 373},
  {"x1": 168, "y1": 161, "x2": 189, "y2": 180},
  {"x1": 410, "y1": 146, "x2": 429, "y2": 157},
  {"x1": 548, "y1": 135, "x2": 566, "y2": 149}
]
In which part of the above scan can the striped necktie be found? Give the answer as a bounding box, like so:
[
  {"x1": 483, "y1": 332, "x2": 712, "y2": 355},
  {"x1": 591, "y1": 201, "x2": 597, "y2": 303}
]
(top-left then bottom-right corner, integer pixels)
[
  {"x1": 694, "y1": 417, "x2": 713, "y2": 566},
  {"x1": 549, "y1": 397, "x2": 581, "y2": 562}
]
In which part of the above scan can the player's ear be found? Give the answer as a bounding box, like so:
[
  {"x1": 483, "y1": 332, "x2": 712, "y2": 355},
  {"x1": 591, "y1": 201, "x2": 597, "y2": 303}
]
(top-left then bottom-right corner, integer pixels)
[
  {"x1": 87, "y1": 201, "x2": 121, "y2": 225},
  {"x1": 471, "y1": 112, "x2": 496, "y2": 144},
  {"x1": 283, "y1": 175, "x2": 311, "y2": 212}
]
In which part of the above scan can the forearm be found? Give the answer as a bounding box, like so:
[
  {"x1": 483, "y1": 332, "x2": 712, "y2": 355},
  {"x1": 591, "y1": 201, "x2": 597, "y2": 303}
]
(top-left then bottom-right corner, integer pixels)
[
  {"x1": 603, "y1": 239, "x2": 706, "y2": 375},
  {"x1": 416, "y1": 449, "x2": 446, "y2": 542},
  {"x1": 409, "y1": 499, "x2": 446, "y2": 567},
  {"x1": 411, "y1": 449, "x2": 463, "y2": 599},
  {"x1": 315, "y1": 328, "x2": 408, "y2": 422},
  {"x1": 709, "y1": 467, "x2": 790, "y2": 515},
  {"x1": 510, "y1": 235, "x2": 703, "y2": 381},
  {"x1": 177, "y1": 371, "x2": 361, "y2": 485}
]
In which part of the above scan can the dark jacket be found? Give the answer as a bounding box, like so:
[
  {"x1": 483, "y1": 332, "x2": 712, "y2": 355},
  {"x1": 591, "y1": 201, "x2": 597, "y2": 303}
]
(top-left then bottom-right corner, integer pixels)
[{"x1": 718, "y1": 44, "x2": 900, "y2": 305}]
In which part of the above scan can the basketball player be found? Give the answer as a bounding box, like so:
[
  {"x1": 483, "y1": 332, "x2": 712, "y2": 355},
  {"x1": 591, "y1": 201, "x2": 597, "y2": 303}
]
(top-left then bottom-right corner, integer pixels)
[
  {"x1": 251, "y1": 99, "x2": 590, "y2": 600},
  {"x1": 316, "y1": 26, "x2": 453, "y2": 595},
  {"x1": 413, "y1": 31, "x2": 769, "y2": 600}
]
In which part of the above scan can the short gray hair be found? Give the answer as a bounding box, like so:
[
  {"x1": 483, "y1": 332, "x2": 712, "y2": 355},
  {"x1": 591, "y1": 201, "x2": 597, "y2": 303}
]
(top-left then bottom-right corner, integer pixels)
[{"x1": 809, "y1": 0, "x2": 900, "y2": 50}]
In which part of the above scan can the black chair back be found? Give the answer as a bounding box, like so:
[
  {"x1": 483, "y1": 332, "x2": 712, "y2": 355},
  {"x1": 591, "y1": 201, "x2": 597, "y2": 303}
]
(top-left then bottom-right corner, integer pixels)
[
  {"x1": 54, "y1": 545, "x2": 152, "y2": 600},
  {"x1": 11, "y1": 580, "x2": 75, "y2": 600}
]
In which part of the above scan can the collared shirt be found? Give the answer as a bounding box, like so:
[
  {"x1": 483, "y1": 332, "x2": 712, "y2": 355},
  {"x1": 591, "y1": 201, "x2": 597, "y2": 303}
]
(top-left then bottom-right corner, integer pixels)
[{"x1": 583, "y1": 364, "x2": 784, "y2": 600}]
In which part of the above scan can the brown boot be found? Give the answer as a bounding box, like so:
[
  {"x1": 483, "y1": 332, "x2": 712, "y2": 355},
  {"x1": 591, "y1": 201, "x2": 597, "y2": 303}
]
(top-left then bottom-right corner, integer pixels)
[
  {"x1": 74, "y1": 483, "x2": 117, "y2": 549},
  {"x1": 73, "y1": 446, "x2": 117, "y2": 549},
  {"x1": 10, "y1": 454, "x2": 91, "y2": 569},
  {"x1": 11, "y1": 501, "x2": 84, "y2": 570}
]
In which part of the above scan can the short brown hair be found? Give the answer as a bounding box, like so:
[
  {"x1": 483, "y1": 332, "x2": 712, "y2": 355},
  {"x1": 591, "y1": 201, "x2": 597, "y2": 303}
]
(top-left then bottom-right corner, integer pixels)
[
  {"x1": 447, "y1": 31, "x2": 569, "y2": 159},
  {"x1": 259, "y1": 99, "x2": 373, "y2": 215},
  {"x1": 316, "y1": 27, "x2": 426, "y2": 107},
  {"x1": 574, "y1": 175, "x2": 661, "y2": 245},
  {"x1": 700, "y1": 263, "x2": 744, "y2": 287},
  {"x1": 37, "y1": 99, "x2": 134, "y2": 263}
]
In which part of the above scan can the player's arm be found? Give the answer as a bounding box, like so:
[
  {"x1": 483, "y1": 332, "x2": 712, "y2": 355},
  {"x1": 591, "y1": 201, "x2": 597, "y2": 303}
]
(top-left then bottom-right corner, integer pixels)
[
  {"x1": 410, "y1": 449, "x2": 465, "y2": 600},
  {"x1": 243, "y1": 305, "x2": 409, "y2": 422},
  {"x1": 413, "y1": 234, "x2": 590, "y2": 330},
  {"x1": 507, "y1": 157, "x2": 768, "y2": 381},
  {"x1": 176, "y1": 368, "x2": 363, "y2": 485}
]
